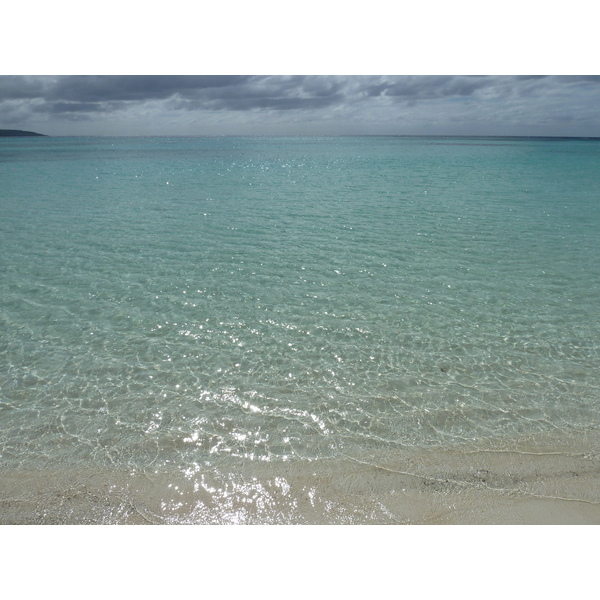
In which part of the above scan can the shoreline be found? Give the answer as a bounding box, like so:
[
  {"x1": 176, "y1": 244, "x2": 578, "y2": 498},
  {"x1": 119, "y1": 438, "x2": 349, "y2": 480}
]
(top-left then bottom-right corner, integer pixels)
[{"x1": 2, "y1": 429, "x2": 599, "y2": 524}]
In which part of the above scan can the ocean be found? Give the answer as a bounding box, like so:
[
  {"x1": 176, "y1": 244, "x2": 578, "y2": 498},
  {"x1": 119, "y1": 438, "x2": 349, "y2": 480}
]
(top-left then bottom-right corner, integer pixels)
[{"x1": 1, "y1": 135, "x2": 600, "y2": 523}]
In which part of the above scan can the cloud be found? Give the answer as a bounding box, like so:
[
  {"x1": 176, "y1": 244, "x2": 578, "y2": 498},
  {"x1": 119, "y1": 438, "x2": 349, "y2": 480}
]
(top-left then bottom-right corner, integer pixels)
[
  {"x1": 0, "y1": 75, "x2": 48, "y2": 100},
  {"x1": 48, "y1": 75, "x2": 254, "y2": 103},
  {"x1": 168, "y1": 75, "x2": 349, "y2": 112},
  {"x1": 359, "y1": 75, "x2": 493, "y2": 100},
  {"x1": 1, "y1": 75, "x2": 600, "y2": 136},
  {"x1": 0, "y1": 76, "x2": 349, "y2": 119},
  {"x1": 32, "y1": 100, "x2": 115, "y2": 114}
]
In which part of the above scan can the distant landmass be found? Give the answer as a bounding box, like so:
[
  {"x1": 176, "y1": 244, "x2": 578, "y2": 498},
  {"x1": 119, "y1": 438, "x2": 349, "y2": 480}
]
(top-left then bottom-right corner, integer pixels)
[{"x1": 0, "y1": 129, "x2": 47, "y2": 137}]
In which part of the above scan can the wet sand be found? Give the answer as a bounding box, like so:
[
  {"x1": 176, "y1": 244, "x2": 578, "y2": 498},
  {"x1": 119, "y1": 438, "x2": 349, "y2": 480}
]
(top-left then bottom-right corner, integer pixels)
[{"x1": 2, "y1": 430, "x2": 599, "y2": 524}]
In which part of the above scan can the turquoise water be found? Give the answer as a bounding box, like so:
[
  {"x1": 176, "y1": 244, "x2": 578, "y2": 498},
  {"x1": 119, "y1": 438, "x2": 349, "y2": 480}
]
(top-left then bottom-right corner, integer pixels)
[{"x1": 2, "y1": 135, "x2": 600, "y2": 520}]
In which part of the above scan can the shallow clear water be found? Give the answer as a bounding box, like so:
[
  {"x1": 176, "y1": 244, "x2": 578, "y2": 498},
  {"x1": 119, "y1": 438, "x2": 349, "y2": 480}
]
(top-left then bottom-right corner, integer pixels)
[{"x1": 1, "y1": 136, "x2": 600, "y2": 498}]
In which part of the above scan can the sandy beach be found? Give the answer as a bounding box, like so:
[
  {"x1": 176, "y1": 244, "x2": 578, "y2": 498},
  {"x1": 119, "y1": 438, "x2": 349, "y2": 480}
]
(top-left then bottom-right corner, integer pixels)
[{"x1": 2, "y1": 429, "x2": 598, "y2": 524}]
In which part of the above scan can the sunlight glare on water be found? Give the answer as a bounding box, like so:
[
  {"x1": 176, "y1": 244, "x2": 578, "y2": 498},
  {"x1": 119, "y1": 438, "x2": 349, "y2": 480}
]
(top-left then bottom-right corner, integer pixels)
[{"x1": 1, "y1": 135, "x2": 600, "y2": 522}]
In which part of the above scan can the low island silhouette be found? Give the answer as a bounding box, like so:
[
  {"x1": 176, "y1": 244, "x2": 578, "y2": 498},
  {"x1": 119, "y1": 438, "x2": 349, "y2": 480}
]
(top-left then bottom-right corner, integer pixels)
[{"x1": 0, "y1": 129, "x2": 47, "y2": 137}]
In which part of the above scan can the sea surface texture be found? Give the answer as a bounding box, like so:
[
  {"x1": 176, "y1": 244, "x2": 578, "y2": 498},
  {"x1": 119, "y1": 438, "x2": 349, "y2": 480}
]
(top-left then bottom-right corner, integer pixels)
[{"x1": 1, "y1": 136, "x2": 600, "y2": 523}]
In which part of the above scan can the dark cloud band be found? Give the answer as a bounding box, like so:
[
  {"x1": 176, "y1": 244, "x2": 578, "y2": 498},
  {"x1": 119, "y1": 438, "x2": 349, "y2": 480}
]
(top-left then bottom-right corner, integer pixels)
[{"x1": 2, "y1": 75, "x2": 599, "y2": 135}]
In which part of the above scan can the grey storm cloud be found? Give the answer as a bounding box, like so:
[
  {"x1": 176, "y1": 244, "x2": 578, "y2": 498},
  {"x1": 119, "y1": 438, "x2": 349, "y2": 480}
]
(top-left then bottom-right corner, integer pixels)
[
  {"x1": 32, "y1": 101, "x2": 113, "y2": 114},
  {"x1": 0, "y1": 75, "x2": 347, "y2": 115},
  {"x1": 49, "y1": 75, "x2": 255, "y2": 103},
  {"x1": 2, "y1": 75, "x2": 600, "y2": 136},
  {"x1": 168, "y1": 75, "x2": 346, "y2": 111},
  {"x1": 0, "y1": 75, "x2": 500, "y2": 114},
  {"x1": 0, "y1": 76, "x2": 48, "y2": 100},
  {"x1": 0, "y1": 74, "x2": 595, "y2": 112},
  {"x1": 361, "y1": 75, "x2": 492, "y2": 99}
]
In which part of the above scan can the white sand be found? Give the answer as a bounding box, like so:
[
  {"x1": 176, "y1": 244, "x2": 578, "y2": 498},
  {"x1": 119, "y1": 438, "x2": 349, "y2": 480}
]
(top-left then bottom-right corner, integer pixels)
[{"x1": 2, "y1": 429, "x2": 599, "y2": 524}]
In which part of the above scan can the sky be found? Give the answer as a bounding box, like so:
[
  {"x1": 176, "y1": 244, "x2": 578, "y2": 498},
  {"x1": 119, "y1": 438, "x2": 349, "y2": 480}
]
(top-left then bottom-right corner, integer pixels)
[
  {"x1": 2, "y1": 3, "x2": 598, "y2": 137},
  {"x1": 2, "y1": 75, "x2": 600, "y2": 137}
]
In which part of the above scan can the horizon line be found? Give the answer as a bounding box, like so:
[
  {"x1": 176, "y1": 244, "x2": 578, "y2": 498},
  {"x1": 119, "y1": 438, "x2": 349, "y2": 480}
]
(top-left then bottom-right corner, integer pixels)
[{"x1": 5, "y1": 133, "x2": 600, "y2": 140}]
